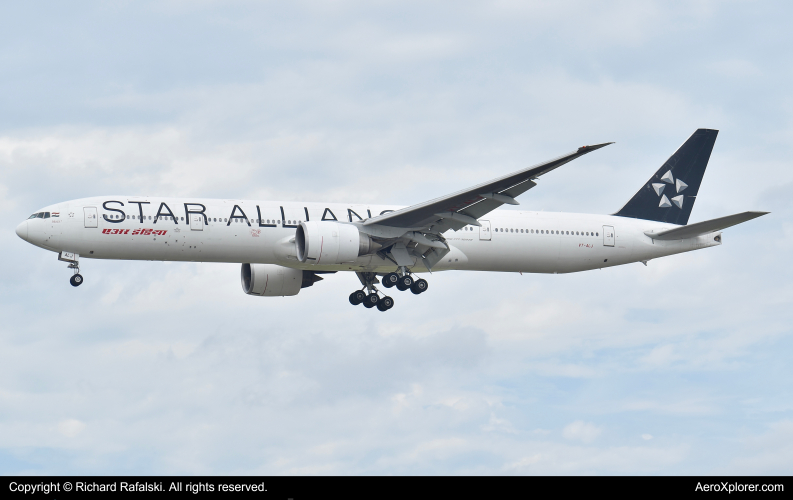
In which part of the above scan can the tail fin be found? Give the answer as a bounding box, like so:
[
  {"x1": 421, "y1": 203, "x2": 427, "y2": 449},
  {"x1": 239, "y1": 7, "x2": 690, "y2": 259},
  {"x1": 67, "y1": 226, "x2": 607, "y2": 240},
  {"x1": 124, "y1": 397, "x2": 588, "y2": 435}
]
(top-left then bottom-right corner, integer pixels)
[{"x1": 614, "y1": 128, "x2": 718, "y2": 225}]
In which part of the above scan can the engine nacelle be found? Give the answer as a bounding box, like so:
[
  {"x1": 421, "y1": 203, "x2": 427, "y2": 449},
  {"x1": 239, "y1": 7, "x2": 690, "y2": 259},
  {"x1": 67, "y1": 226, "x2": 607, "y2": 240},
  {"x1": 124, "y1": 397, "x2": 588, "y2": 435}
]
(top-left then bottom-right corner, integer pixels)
[
  {"x1": 295, "y1": 221, "x2": 375, "y2": 264},
  {"x1": 241, "y1": 264, "x2": 302, "y2": 296}
]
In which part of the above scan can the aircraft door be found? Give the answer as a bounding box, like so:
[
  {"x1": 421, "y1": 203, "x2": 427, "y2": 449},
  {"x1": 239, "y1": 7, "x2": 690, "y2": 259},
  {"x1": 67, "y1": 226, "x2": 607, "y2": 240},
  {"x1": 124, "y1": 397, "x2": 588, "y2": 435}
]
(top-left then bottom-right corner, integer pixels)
[
  {"x1": 84, "y1": 207, "x2": 98, "y2": 228},
  {"x1": 479, "y1": 220, "x2": 491, "y2": 241},
  {"x1": 190, "y1": 213, "x2": 204, "y2": 231},
  {"x1": 603, "y1": 225, "x2": 615, "y2": 247}
]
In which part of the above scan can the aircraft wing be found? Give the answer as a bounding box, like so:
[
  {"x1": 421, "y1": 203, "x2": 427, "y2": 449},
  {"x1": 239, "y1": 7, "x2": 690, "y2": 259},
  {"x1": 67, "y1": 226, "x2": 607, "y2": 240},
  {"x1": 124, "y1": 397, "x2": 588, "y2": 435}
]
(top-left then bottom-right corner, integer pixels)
[{"x1": 363, "y1": 142, "x2": 613, "y2": 233}]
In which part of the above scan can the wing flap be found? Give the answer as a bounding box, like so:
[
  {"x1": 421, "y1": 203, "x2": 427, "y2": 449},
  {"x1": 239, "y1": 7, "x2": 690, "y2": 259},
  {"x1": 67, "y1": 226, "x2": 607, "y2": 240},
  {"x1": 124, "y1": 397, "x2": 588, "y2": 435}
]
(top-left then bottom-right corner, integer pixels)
[{"x1": 645, "y1": 211, "x2": 768, "y2": 240}]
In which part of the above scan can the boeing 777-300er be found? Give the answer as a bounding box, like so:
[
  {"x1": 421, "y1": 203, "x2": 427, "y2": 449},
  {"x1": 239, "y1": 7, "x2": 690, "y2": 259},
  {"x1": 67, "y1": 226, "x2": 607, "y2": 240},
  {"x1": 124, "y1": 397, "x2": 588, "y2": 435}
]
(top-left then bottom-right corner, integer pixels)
[{"x1": 16, "y1": 129, "x2": 767, "y2": 311}]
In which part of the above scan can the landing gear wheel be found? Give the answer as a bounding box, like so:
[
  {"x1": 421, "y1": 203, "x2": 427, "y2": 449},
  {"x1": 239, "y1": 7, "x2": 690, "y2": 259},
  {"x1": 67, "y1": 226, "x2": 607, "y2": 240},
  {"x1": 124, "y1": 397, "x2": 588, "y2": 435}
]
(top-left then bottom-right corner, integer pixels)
[
  {"x1": 377, "y1": 296, "x2": 394, "y2": 311},
  {"x1": 410, "y1": 278, "x2": 428, "y2": 295},
  {"x1": 349, "y1": 290, "x2": 366, "y2": 305},
  {"x1": 382, "y1": 273, "x2": 399, "y2": 288},
  {"x1": 70, "y1": 274, "x2": 83, "y2": 287},
  {"x1": 396, "y1": 275, "x2": 413, "y2": 291},
  {"x1": 363, "y1": 293, "x2": 380, "y2": 308}
]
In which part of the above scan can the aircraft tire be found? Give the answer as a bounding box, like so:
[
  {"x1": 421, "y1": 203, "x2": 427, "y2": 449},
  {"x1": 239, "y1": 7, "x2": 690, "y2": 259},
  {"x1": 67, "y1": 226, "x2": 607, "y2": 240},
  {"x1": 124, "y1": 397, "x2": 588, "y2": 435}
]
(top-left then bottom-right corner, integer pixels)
[
  {"x1": 382, "y1": 273, "x2": 398, "y2": 288},
  {"x1": 70, "y1": 274, "x2": 83, "y2": 287},
  {"x1": 411, "y1": 279, "x2": 428, "y2": 295},
  {"x1": 396, "y1": 275, "x2": 413, "y2": 291},
  {"x1": 349, "y1": 290, "x2": 365, "y2": 305},
  {"x1": 377, "y1": 296, "x2": 394, "y2": 311},
  {"x1": 363, "y1": 293, "x2": 380, "y2": 308}
]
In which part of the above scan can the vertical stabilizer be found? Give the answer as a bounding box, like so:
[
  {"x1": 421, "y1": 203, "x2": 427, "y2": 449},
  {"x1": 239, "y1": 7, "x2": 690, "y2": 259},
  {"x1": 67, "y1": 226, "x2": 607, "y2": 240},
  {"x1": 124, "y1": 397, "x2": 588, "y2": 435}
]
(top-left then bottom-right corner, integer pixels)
[{"x1": 614, "y1": 129, "x2": 718, "y2": 225}]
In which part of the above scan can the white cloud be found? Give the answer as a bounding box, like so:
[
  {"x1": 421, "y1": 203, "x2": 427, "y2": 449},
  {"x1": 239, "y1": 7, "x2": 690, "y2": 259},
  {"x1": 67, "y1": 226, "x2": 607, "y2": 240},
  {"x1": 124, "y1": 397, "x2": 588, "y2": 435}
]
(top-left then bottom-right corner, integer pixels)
[
  {"x1": 562, "y1": 421, "x2": 602, "y2": 443},
  {"x1": 57, "y1": 419, "x2": 86, "y2": 438},
  {"x1": 722, "y1": 420, "x2": 793, "y2": 475}
]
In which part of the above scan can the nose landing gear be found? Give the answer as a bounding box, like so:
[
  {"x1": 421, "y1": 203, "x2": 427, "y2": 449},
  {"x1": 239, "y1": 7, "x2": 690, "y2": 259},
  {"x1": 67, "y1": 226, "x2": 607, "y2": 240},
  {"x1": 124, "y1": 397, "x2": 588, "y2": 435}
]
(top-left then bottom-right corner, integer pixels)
[{"x1": 59, "y1": 252, "x2": 84, "y2": 287}]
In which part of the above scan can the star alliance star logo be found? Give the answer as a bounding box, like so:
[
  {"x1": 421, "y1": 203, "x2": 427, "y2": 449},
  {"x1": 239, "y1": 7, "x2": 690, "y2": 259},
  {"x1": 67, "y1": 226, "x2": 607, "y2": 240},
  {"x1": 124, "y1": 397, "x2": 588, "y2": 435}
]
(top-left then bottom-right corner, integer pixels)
[{"x1": 651, "y1": 170, "x2": 687, "y2": 208}]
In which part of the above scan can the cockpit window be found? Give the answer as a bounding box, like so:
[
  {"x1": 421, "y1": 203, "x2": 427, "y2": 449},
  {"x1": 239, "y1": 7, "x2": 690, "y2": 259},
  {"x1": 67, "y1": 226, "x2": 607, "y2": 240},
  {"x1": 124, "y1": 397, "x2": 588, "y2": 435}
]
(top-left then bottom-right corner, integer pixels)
[{"x1": 27, "y1": 212, "x2": 51, "y2": 219}]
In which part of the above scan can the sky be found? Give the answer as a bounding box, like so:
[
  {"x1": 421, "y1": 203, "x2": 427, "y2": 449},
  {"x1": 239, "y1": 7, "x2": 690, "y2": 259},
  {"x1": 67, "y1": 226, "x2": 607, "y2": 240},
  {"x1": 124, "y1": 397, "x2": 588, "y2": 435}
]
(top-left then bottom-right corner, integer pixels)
[{"x1": 1, "y1": 0, "x2": 792, "y2": 475}]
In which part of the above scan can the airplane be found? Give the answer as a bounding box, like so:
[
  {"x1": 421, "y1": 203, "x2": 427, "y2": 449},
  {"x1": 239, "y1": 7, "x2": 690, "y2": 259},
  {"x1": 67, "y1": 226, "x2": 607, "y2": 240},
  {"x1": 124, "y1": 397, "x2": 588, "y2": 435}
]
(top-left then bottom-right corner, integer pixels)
[{"x1": 15, "y1": 129, "x2": 767, "y2": 312}]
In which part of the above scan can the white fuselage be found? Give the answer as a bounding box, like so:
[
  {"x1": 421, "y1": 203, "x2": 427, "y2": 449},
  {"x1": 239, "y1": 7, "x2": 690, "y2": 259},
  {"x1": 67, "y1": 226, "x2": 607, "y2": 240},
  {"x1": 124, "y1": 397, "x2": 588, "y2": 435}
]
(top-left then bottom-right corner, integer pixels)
[{"x1": 17, "y1": 196, "x2": 721, "y2": 274}]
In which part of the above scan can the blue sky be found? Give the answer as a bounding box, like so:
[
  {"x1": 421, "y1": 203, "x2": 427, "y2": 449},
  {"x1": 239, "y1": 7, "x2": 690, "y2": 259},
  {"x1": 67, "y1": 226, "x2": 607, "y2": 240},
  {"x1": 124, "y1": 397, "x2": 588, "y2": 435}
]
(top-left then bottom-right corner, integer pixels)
[{"x1": 1, "y1": 0, "x2": 791, "y2": 474}]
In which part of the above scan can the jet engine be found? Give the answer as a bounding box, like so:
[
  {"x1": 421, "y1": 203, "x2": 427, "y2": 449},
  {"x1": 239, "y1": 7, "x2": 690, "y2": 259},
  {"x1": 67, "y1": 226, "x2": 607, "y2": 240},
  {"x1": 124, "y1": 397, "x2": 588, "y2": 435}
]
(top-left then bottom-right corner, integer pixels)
[
  {"x1": 241, "y1": 263, "x2": 303, "y2": 296},
  {"x1": 295, "y1": 221, "x2": 377, "y2": 265}
]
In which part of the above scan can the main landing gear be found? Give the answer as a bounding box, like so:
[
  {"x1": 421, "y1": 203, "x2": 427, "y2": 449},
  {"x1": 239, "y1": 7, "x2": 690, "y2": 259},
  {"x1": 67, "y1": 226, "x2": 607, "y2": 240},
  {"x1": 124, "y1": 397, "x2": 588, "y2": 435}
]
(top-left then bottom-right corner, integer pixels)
[
  {"x1": 349, "y1": 269, "x2": 428, "y2": 312},
  {"x1": 382, "y1": 271, "x2": 428, "y2": 295},
  {"x1": 349, "y1": 273, "x2": 394, "y2": 312}
]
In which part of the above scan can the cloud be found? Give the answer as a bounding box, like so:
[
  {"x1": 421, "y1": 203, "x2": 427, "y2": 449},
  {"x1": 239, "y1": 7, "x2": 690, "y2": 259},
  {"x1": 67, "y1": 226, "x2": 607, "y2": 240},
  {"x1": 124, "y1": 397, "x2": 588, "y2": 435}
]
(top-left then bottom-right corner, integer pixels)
[
  {"x1": 562, "y1": 421, "x2": 602, "y2": 443},
  {"x1": 722, "y1": 420, "x2": 793, "y2": 475},
  {"x1": 57, "y1": 420, "x2": 86, "y2": 438}
]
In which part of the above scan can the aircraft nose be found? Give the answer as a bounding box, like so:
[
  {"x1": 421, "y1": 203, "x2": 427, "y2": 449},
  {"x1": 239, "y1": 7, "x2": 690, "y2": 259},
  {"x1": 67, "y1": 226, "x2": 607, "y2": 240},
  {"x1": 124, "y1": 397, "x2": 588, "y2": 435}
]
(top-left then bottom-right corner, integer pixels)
[{"x1": 15, "y1": 220, "x2": 28, "y2": 241}]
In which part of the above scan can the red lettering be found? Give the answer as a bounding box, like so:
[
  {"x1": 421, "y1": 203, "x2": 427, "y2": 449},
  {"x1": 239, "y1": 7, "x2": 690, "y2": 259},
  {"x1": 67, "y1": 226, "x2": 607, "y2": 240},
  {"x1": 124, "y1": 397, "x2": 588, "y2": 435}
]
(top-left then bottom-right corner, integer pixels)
[
  {"x1": 132, "y1": 229, "x2": 140, "y2": 235},
  {"x1": 102, "y1": 228, "x2": 111, "y2": 234}
]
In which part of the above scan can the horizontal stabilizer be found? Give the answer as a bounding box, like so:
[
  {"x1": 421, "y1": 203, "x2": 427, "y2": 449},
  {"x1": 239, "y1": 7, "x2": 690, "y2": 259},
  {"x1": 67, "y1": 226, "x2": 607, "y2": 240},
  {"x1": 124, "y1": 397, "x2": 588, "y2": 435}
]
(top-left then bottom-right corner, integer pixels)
[{"x1": 644, "y1": 211, "x2": 768, "y2": 240}]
